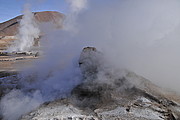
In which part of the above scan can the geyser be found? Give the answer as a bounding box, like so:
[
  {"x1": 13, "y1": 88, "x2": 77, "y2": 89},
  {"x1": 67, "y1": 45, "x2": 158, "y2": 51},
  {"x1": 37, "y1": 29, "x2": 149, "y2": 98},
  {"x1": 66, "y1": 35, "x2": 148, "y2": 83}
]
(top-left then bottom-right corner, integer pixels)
[{"x1": 7, "y1": 4, "x2": 40, "y2": 52}]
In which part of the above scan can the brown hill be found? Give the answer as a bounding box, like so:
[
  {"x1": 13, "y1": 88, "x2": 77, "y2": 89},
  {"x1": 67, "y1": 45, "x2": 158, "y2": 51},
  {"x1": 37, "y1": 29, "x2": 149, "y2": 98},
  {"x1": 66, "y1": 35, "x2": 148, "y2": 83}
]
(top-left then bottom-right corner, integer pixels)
[{"x1": 0, "y1": 11, "x2": 64, "y2": 36}]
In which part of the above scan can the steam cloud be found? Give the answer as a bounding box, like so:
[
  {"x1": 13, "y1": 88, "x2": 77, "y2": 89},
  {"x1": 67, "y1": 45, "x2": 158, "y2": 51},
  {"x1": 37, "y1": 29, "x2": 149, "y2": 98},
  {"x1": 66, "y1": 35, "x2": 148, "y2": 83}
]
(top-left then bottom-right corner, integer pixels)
[
  {"x1": 0, "y1": 1, "x2": 86, "y2": 119},
  {"x1": 63, "y1": 0, "x2": 87, "y2": 32},
  {"x1": 74, "y1": 0, "x2": 180, "y2": 92},
  {"x1": 7, "y1": 4, "x2": 40, "y2": 52},
  {"x1": 0, "y1": 90, "x2": 43, "y2": 120},
  {"x1": 66, "y1": 0, "x2": 87, "y2": 13},
  {"x1": 1, "y1": 0, "x2": 180, "y2": 120}
]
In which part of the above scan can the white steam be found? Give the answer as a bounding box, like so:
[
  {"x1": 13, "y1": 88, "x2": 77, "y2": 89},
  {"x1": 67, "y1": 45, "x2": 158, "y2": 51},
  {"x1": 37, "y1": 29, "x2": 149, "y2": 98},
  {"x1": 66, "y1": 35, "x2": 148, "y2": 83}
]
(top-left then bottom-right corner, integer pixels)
[
  {"x1": 64, "y1": 0, "x2": 87, "y2": 32},
  {"x1": 66, "y1": 0, "x2": 87, "y2": 13},
  {"x1": 61, "y1": 0, "x2": 180, "y2": 92},
  {"x1": 0, "y1": 90, "x2": 43, "y2": 120},
  {"x1": 75, "y1": 0, "x2": 180, "y2": 92},
  {"x1": 8, "y1": 4, "x2": 40, "y2": 52}
]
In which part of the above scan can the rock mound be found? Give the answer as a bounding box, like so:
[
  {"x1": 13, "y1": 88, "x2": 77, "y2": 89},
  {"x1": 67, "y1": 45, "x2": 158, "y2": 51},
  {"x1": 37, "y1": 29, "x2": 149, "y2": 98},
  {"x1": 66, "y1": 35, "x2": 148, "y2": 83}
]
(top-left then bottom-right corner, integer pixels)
[{"x1": 20, "y1": 47, "x2": 180, "y2": 120}]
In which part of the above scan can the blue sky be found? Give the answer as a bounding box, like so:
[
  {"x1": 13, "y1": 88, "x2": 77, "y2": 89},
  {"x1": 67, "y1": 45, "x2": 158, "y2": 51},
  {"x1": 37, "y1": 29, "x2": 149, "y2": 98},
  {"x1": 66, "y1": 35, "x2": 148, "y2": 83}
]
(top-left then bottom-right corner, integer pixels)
[{"x1": 0, "y1": 0, "x2": 67, "y2": 23}]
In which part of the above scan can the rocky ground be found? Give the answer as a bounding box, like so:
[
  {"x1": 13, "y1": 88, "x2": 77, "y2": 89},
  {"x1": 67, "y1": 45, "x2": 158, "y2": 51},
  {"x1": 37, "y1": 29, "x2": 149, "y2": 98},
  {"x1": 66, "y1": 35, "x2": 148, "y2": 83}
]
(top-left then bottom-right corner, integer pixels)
[{"x1": 0, "y1": 47, "x2": 180, "y2": 120}]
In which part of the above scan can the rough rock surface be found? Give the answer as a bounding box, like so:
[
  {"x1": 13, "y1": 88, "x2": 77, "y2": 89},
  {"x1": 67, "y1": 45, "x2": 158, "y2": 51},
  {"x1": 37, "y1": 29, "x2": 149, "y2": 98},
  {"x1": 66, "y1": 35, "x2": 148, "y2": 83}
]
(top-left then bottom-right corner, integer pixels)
[{"x1": 20, "y1": 47, "x2": 180, "y2": 120}]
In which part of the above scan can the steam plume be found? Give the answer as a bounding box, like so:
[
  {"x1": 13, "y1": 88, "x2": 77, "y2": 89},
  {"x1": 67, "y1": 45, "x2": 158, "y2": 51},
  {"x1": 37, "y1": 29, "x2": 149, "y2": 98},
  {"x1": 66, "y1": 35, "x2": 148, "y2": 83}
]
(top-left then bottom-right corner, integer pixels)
[
  {"x1": 66, "y1": 0, "x2": 87, "y2": 13},
  {"x1": 64, "y1": 0, "x2": 88, "y2": 32},
  {"x1": 0, "y1": 90, "x2": 42, "y2": 120},
  {"x1": 8, "y1": 4, "x2": 40, "y2": 52}
]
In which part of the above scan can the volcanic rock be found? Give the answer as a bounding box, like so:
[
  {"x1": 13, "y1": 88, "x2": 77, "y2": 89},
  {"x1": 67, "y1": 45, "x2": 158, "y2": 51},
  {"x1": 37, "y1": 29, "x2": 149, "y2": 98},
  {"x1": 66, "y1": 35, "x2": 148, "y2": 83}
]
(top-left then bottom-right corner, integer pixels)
[{"x1": 20, "y1": 47, "x2": 180, "y2": 120}]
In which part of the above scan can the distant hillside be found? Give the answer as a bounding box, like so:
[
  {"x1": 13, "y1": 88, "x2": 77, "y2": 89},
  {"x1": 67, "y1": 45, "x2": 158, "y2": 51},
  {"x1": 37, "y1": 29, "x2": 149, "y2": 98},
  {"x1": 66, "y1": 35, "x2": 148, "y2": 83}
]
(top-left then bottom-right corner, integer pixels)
[{"x1": 0, "y1": 11, "x2": 64, "y2": 36}]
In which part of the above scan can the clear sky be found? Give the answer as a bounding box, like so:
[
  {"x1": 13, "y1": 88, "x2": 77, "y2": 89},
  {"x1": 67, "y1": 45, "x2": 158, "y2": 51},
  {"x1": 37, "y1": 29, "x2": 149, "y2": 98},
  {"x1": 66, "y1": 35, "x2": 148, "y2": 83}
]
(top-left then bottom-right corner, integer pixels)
[{"x1": 0, "y1": 0, "x2": 67, "y2": 23}]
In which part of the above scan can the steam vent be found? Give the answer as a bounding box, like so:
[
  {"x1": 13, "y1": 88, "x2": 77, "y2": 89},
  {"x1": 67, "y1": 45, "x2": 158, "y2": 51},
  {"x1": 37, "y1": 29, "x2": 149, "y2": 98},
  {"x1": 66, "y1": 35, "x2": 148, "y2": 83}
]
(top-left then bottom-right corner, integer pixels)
[
  {"x1": 2, "y1": 0, "x2": 180, "y2": 119},
  {"x1": 20, "y1": 47, "x2": 180, "y2": 120}
]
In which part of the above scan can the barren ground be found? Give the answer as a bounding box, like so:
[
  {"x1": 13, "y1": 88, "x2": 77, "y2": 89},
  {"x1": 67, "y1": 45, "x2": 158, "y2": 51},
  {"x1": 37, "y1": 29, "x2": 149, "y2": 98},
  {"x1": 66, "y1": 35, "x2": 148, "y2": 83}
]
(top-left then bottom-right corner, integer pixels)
[{"x1": 0, "y1": 55, "x2": 38, "y2": 72}]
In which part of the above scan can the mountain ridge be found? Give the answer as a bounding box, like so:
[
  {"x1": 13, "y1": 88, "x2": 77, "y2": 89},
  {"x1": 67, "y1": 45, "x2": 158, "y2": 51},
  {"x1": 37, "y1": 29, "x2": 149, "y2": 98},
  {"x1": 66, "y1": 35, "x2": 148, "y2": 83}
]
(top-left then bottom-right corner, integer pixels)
[{"x1": 0, "y1": 11, "x2": 64, "y2": 36}]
